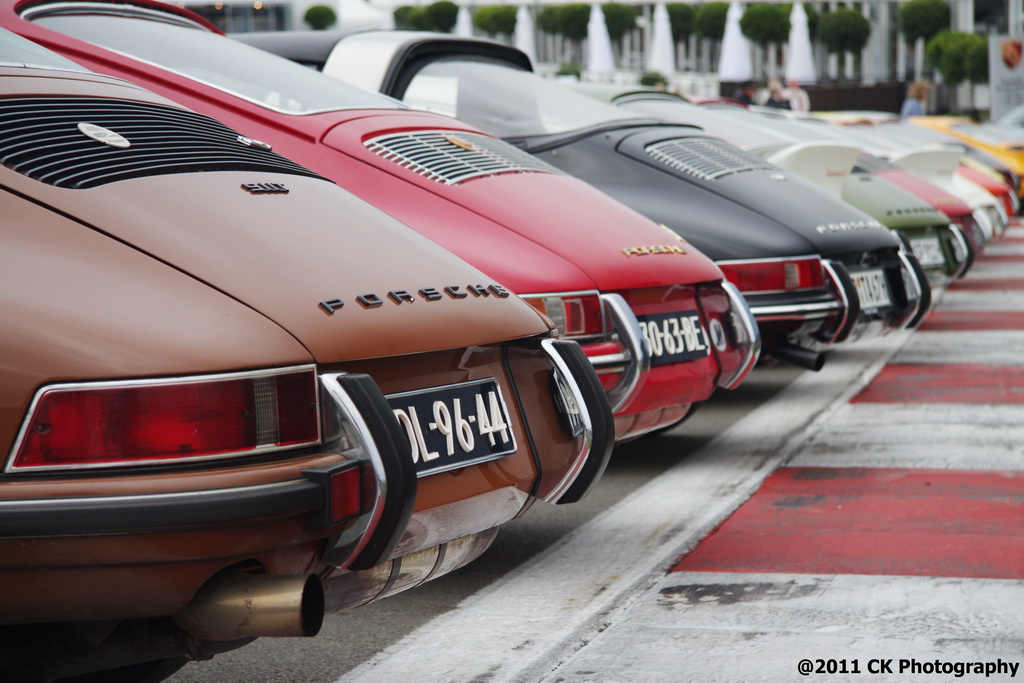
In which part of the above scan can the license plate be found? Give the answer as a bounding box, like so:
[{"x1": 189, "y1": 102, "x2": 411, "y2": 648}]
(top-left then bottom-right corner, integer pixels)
[
  {"x1": 909, "y1": 237, "x2": 945, "y2": 268},
  {"x1": 637, "y1": 310, "x2": 710, "y2": 366},
  {"x1": 851, "y1": 269, "x2": 891, "y2": 309},
  {"x1": 388, "y1": 379, "x2": 517, "y2": 477}
]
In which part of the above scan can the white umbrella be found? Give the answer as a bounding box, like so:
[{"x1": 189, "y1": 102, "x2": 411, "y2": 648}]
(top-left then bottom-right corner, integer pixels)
[
  {"x1": 784, "y1": 2, "x2": 816, "y2": 84},
  {"x1": 586, "y1": 4, "x2": 616, "y2": 75},
  {"x1": 646, "y1": 3, "x2": 676, "y2": 76},
  {"x1": 454, "y1": 5, "x2": 473, "y2": 37},
  {"x1": 514, "y1": 5, "x2": 537, "y2": 65},
  {"x1": 717, "y1": 1, "x2": 752, "y2": 82},
  {"x1": 337, "y1": 0, "x2": 391, "y2": 30}
]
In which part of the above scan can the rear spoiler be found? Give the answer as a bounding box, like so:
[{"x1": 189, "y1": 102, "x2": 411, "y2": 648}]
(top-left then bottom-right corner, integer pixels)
[{"x1": 766, "y1": 141, "x2": 860, "y2": 197}]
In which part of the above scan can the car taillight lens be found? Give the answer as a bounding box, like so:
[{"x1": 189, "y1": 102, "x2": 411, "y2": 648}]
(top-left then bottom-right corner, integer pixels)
[
  {"x1": 523, "y1": 292, "x2": 604, "y2": 338},
  {"x1": 717, "y1": 257, "x2": 825, "y2": 294},
  {"x1": 9, "y1": 367, "x2": 320, "y2": 471}
]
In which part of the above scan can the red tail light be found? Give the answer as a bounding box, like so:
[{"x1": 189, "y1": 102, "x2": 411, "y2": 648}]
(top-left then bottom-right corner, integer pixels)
[
  {"x1": 717, "y1": 256, "x2": 825, "y2": 294},
  {"x1": 523, "y1": 292, "x2": 604, "y2": 338},
  {"x1": 9, "y1": 367, "x2": 320, "y2": 471}
]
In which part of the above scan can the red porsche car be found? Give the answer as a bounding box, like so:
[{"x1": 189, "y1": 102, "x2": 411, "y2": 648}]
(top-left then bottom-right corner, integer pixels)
[{"x1": 1, "y1": 0, "x2": 761, "y2": 442}]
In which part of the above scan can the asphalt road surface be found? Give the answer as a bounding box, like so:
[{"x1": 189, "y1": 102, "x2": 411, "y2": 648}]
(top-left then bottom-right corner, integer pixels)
[{"x1": 167, "y1": 363, "x2": 804, "y2": 683}]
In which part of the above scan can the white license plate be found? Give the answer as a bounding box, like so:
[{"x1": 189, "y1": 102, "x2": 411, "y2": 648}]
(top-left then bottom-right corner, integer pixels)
[
  {"x1": 852, "y1": 269, "x2": 891, "y2": 309},
  {"x1": 388, "y1": 378, "x2": 517, "y2": 477},
  {"x1": 909, "y1": 237, "x2": 945, "y2": 268},
  {"x1": 637, "y1": 310, "x2": 711, "y2": 366}
]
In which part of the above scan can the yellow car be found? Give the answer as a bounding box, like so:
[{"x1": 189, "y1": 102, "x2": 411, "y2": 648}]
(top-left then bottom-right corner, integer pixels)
[{"x1": 908, "y1": 115, "x2": 1024, "y2": 199}]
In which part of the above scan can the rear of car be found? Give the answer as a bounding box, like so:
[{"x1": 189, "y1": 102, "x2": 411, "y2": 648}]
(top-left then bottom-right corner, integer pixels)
[
  {"x1": 5, "y1": 0, "x2": 759, "y2": 442},
  {"x1": 0, "y1": 38, "x2": 613, "y2": 681}
]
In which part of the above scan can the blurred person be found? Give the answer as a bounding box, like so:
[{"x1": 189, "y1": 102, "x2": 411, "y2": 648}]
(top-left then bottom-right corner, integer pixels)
[
  {"x1": 733, "y1": 81, "x2": 755, "y2": 105},
  {"x1": 787, "y1": 79, "x2": 810, "y2": 112},
  {"x1": 765, "y1": 77, "x2": 790, "y2": 109},
  {"x1": 901, "y1": 80, "x2": 931, "y2": 117}
]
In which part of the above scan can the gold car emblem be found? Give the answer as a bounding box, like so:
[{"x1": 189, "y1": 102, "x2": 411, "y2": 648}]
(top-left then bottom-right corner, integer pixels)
[
  {"x1": 77, "y1": 122, "x2": 130, "y2": 149},
  {"x1": 444, "y1": 134, "x2": 478, "y2": 152},
  {"x1": 622, "y1": 245, "x2": 687, "y2": 257}
]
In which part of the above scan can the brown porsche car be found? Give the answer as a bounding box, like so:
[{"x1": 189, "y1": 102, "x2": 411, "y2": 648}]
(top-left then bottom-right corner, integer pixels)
[{"x1": 0, "y1": 30, "x2": 613, "y2": 682}]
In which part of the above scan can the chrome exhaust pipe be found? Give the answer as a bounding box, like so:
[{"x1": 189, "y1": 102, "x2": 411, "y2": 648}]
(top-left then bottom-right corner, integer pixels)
[
  {"x1": 173, "y1": 572, "x2": 324, "y2": 641},
  {"x1": 771, "y1": 344, "x2": 826, "y2": 372}
]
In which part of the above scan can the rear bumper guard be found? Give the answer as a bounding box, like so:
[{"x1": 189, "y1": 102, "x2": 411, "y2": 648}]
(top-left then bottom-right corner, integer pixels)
[
  {"x1": 537, "y1": 339, "x2": 614, "y2": 505},
  {"x1": 584, "y1": 293, "x2": 651, "y2": 414},
  {"x1": 717, "y1": 281, "x2": 761, "y2": 390}
]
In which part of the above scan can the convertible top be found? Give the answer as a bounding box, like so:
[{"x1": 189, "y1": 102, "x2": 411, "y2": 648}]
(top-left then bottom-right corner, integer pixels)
[{"x1": 233, "y1": 28, "x2": 360, "y2": 68}]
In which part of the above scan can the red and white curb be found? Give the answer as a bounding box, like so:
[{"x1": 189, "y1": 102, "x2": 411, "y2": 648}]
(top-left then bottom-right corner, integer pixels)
[{"x1": 338, "y1": 228, "x2": 1024, "y2": 683}]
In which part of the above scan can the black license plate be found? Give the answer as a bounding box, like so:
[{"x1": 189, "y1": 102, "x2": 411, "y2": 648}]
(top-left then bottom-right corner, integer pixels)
[
  {"x1": 637, "y1": 310, "x2": 711, "y2": 366},
  {"x1": 388, "y1": 378, "x2": 517, "y2": 476}
]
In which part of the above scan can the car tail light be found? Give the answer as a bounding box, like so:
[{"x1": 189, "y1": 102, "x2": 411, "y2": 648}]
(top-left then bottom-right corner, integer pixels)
[
  {"x1": 523, "y1": 292, "x2": 604, "y2": 338},
  {"x1": 9, "y1": 367, "x2": 320, "y2": 471},
  {"x1": 717, "y1": 256, "x2": 825, "y2": 294}
]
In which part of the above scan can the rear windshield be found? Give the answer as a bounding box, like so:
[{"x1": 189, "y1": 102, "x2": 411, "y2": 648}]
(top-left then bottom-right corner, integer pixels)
[
  {"x1": 0, "y1": 25, "x2": 86, "y2": 71},
  {"x1": 403, "y1": 57, "x2": 642, "y2": 138},
  {"x1": 30, "y1": 7, "x2": 404, "y2": 115}
]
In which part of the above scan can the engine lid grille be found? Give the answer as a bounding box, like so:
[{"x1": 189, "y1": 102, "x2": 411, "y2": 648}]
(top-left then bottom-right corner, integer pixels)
[
  {"x1": 645, "y1": 137, "x2": 775, "y2": 181},
  {"x1": 854, "y1": 153, "x2": 899, "y2": 173},
  {"x1": 365, "y1": 130, "x2": 562, "y2": 185},
  {"x1": 0, "y1": 96, "x2": 325, "y2": 189}
]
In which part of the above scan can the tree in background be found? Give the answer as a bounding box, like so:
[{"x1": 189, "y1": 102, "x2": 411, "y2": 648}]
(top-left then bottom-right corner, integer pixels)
[
  {"x1": 818, "y1": 7, "x2": 871, "y2": 75},
  {"x1": 394, "y1": 1, "x2": 459, "y2": 32},
  {"x1": 473, "y1": 5, "x2": 517, "y2": 37},
  {"x1": 898, "y1": 0, "x2": 950, "y2": 44},
  {"x1": 739, "y1": 3, "x2": 790, "y2": 77},
  {"x1": 538, "y1": 4, "x2": 591, "y2": 65},
  {"x1": 601, "y1": 3, "x2": 637, "y2": 43},
  {"x1": 393, "y1": 6, "x2": 424, "y2": 29},
  {"x1": 303, "y1": 4, "x2": 336, "y2": 30},
  {"x1": 927, "y1": 30, "x2": 988, "y2": 91},
  {"x1": 740, "y1": 4, "x2": 789, "y2": 47},
  {"x1": 694, "y1": 2, "x2": 729, "y2": 42},
  {"x1": 423, "y1": 0, "x2": 459, "y2": 32},
  {"x1": 666, "y1": 3, "x2": 695, "y2": 45}
]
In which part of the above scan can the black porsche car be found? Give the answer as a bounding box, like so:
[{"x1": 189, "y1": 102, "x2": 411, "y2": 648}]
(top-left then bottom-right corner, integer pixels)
[{"x1": 241, "y1": 30, "x2": 931, "y2": 371}]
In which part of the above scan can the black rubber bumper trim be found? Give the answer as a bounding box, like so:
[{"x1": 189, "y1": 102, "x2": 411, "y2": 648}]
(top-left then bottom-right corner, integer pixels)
[
  {"x1": 547, "y1": 339, "x2": 615, "y2": 505},
  {"x1": 334, "y1": 373, "x2": 416, "y2": 571},
  {"x1": 0, "y1": 478, "x2": 323, "y2": 538}
]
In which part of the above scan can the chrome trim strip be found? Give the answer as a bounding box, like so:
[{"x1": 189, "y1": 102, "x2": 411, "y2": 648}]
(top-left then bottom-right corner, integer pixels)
[
  {"x1": 717, "y1": 281, "x2": 761, "y2": 390},
  {"x1": 538, "y1": 339, "x2": 594, "y2": 504},
  {"x1": 715, "y1": 255, "x2": 824, "y2": 266},
  {"x1": 5, "y1": 365, "x2": 320, "y2": 473},
  {"x1": 747, "y1": 301, "x2": 842, "y2": 319},
  {"x1": 587, "y1": 352, "x2": 630, "y2": 369},
  {"x1": 595, "y1": 293, "x2": 650, "y2": 414}
]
